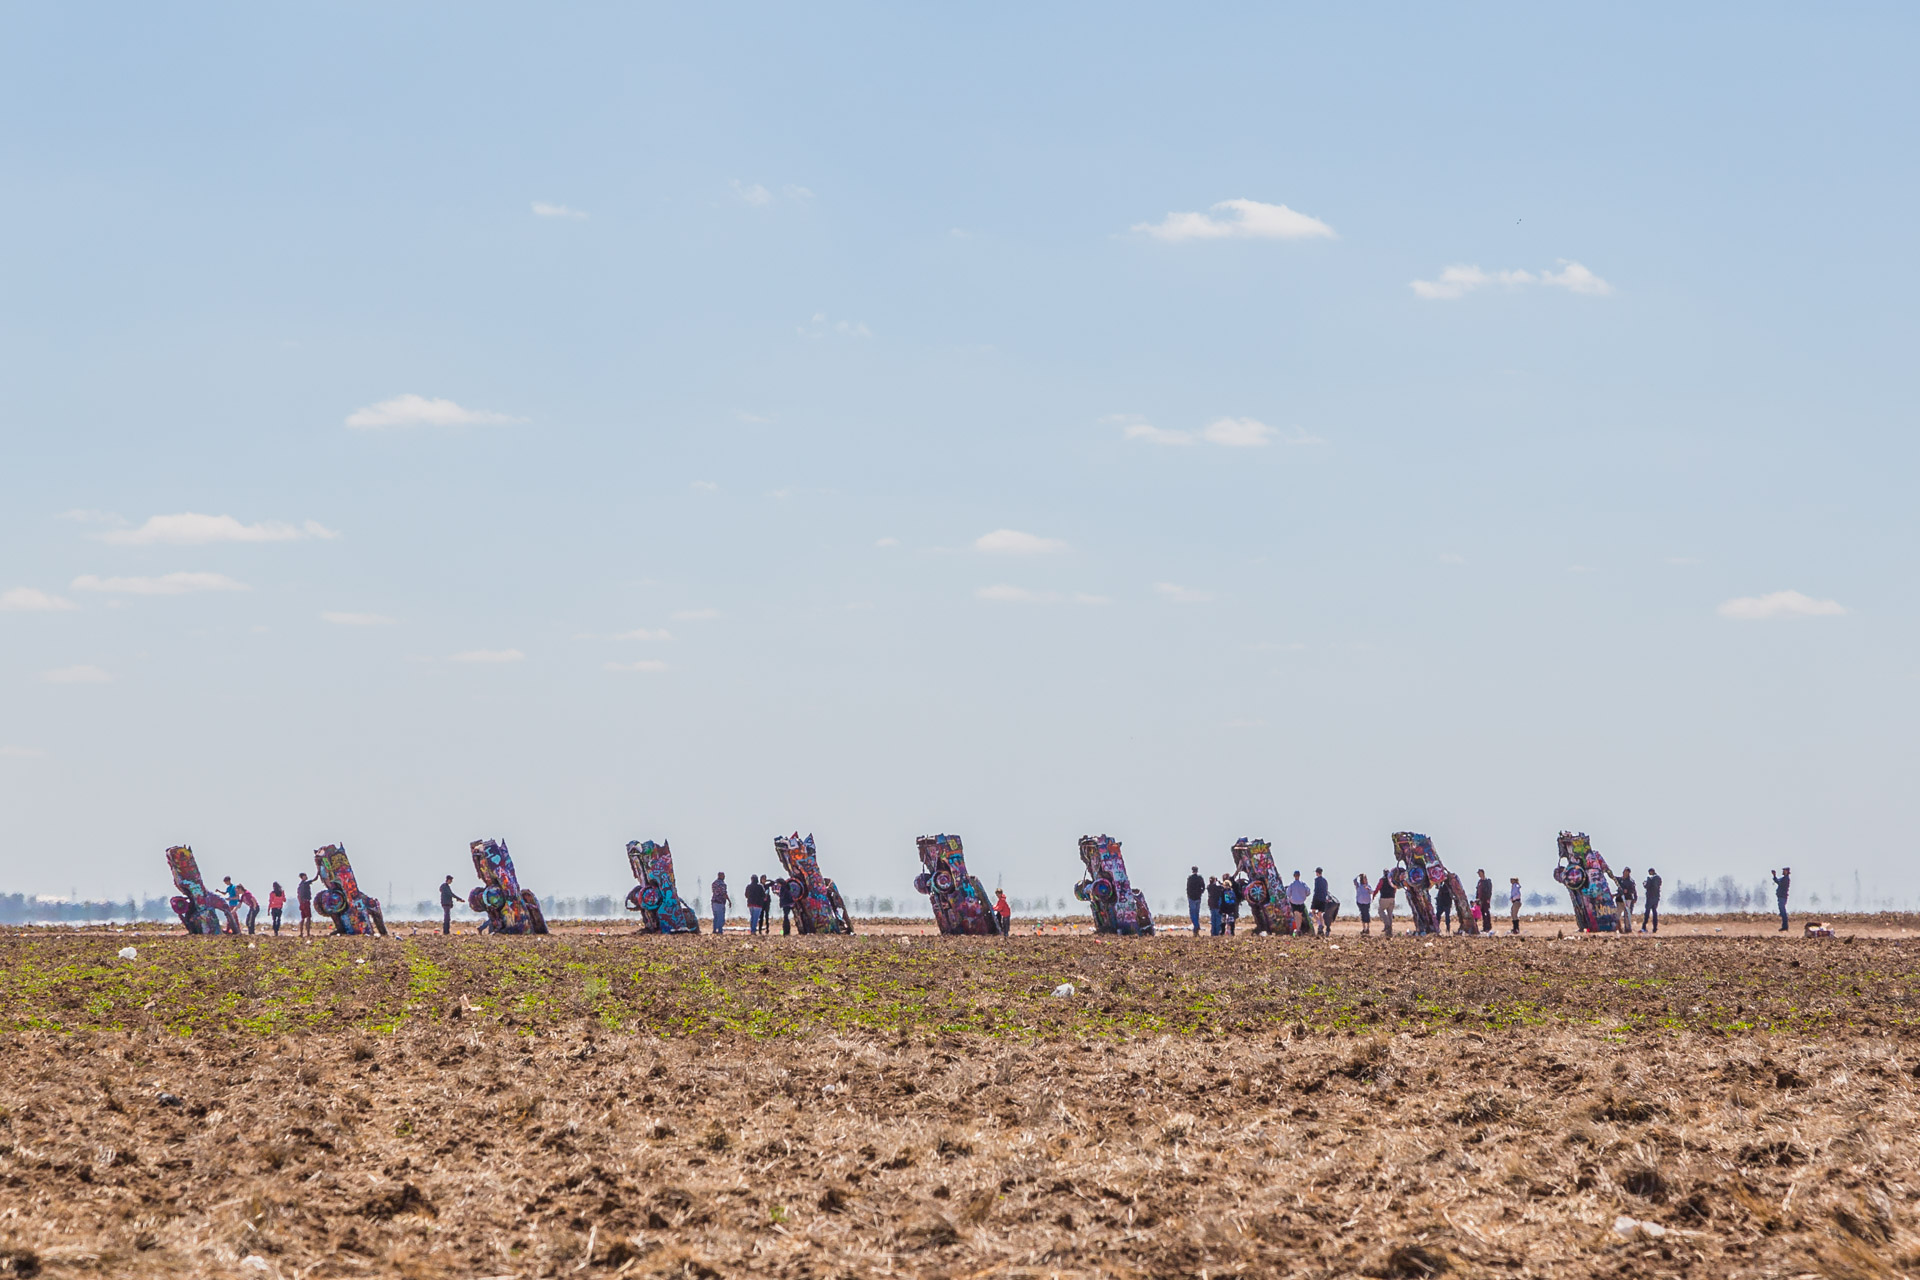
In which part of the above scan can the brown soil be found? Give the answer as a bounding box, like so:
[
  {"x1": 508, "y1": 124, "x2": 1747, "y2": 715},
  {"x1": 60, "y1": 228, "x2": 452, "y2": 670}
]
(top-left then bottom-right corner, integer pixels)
[{"x1": 1, "y1": 927, "x2": 1917, "y2": 1278}]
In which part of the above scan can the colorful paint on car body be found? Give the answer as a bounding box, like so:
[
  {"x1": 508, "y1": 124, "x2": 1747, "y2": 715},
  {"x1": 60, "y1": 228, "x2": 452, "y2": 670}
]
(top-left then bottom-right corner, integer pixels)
[
  {"x1": 467, "y1": 838, "x2": 549, "y2": 935},
  {"x1": 1391, "y1": 832, "x2": 1478, "y2": 936},
  {"x1": 1074, "y1": 834, "x2": 1155, "y2": 936},
  {"x1": 164, "y1": 845, "x2": 232, "y2": 936},
  {"x1": 1230, "y1": 838, "x2": 1304, "y2": 934},
  {"x1": 312, "y1": 843, "x2": 387, "y2": 936},
  {"x1": 625, "y1": 839, "x2": 700, "y2": 934},
  {"x1": 914, "y1": 833, "x2": 999, "y2": 935},
  {"x1": 1553, "y1": 832, "x2": 1621, "y2": 933},
  {"x1": 774, "y1": 833, "x2": 854, "y2": 934}
]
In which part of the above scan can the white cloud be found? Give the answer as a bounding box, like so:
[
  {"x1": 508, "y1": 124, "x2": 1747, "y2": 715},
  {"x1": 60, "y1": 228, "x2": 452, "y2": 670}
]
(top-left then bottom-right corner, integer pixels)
[
  {"x1": 1155, "y1": 582, "x2": 1213, "y2": 603},
  {"x1": 71, "y1": 572, "x2": 249, "y2": 596},
  {"x1": 102, "y1": 513, "x2": 339, "y2": 546},
  {"x1": 974, "y1": 585, "x2": 1105, "y2": 605},
  {"x1": 875, "y1": 536, "x2": 900, "y2": 548},
  {"x1": 1116, "y1": 414, "x2": 1319, "y2": 448},
  {"x1": 0, "y1": 745, "x2": 47, "y2": 758},
  {"x1": 975, "y1": 529, "x2": 1069, "y2": 556},
  {"x1": 798, "y1": 312, "x2": 872, "y2": 338},
  {"x1": 1717, "y1": 590, "x2": 1847, "y2": 621},
  {"x1": 1411, "y1": 259, "x2": 1612, "y2": 300},
  {"x1": 732, "y1": 180, "x2": 773, "y2": 205},
  {"x1": 1135, "y1": 198, "x2": 1336, "y2": 242},
  {"x1": 605, "y1": 659, "x2": 669, "y2": 673},
  {"x1": 783, "y1": 184, "x2": 814, "y2": 201},
  {"x1": 321, "y1": 611, "x2": 395, "y2": 627},
  {"x1": 1, "y1": 587, "x2": 78, "y2": 612},
  {"x1": 691, "y1": 480, "x2": 719, "y2": 494},
  {"x1": 672, "y1": 608, "x2": 721, "y2": 621},
  {"x1": 42, "y1": 664, "x2": 113, "y2": 684},
  {"x1": 532, "y1": 201, "x2": 588, "y2": 219},
  {"x1": 344, "y1": 394, "x2": 524, "y2": 430},
  {"x1": 450, "y1": 648, "x2": 525, "y2": 663}
]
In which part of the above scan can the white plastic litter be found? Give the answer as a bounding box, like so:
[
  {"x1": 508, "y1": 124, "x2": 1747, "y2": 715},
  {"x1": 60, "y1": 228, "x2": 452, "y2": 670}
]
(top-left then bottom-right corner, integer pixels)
[
  {"x1": 1613, "y1": 1215, "x2": 1666, "y2": 1239},
  {"x1": 1051, "y1": 983, "x2": 1075, "y2": 998},
  {"x1": 117, "y1": 946, "x2": 137, "y2": 960}
]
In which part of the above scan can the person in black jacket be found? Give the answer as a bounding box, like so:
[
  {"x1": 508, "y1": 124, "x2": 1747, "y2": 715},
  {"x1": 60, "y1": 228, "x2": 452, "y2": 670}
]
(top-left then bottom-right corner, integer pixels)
[
  {"x1": 744, "y1": 875, "x2": 769, "y2": 934},
  {"x1": 1436, "y1": 880, "x2": 1454, "y2": 934},
  {"x1": 1205, "y1": 876, "x2": 1225, "y2": 936},
  {"x1": 1641, "y1": 868, "x2": 1661, "y2": 933},
  {"x1": 1771, "y1": 868, "x2": 1790, "y2": 931},
  {"x1": 439, "y1": 875, "x2": 457, "y2": 935},
  {"x1": 1186, "y1": 866, "x2": 1205, "y2": 935},
  {"x1": 1310, "y1": 868, "x2": 1330, "y2": 935},
  {"x1": 778, "y1": 876, "x2": 798, "y2": 935}
]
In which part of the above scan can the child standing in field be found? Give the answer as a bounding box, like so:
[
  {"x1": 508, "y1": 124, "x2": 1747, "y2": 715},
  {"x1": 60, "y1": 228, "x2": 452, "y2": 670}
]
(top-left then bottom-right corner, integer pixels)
[
  {"x1": 239, "y1": 884, "x2": 259, "y2": 934},
  {"x1": 1376, "y1": 871, "x2": 1396, "y2": 937},
  {"x1": 268, "y1": 883, "x2": 285, "y2": 935},
  {"x1": 995, "y1": 888, "x2": 1012, "y2": 935}
]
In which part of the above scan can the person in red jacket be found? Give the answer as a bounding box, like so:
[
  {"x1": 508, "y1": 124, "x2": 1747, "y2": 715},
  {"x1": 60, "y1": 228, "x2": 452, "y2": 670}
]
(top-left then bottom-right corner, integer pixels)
[{"x1": 994, "y1": 889, "x2": 1012, "y2": 936}]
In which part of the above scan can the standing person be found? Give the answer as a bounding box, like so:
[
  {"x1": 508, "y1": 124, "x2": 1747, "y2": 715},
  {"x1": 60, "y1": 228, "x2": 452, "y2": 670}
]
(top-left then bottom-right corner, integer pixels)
[
  {"x1": 296, "y1": 873, "x2": 314, "y2": 938},
  {"x1": 1376, "y1": 870, "x2": 1396, "y2": 938},
  {"x1": 267, "y1": 882, "x2": 286, "y2": 936},
  {"x1": 1771, "y1": 867, "x2": 1790, "y2": 932},
  {"x1": 1223, "y1": 875, "x2": 1241, "y2": 935},
  {"x1": 994, "y1": 888, "x2": 1012, "y2": 935},
  {"x1": 710, "y1": 873, "x2": 732, "y2": 934},
  {"x1": 1641, "y1": 867, "x2": 1662, "y2": 933},
  {"x1": 1186, "y1": 866, "x2": 1205, "y2": 935},
  {"x1": 1435, "y1": 879, "x2": 1453, "y2": 934},
  {"x1": 239, "y1": 884, "x2": 259, "y2": 935},
  {"x1": 1286, "y1": 871, "x2": 1311, "y2": 934},
  {"x1": 744, "y1": 875, "x2": 767, "y2": 935},
  {"x1": 1508, "y1": 877, "x2": 1523, "y2": 934},
  {"x1": 1475, "y1": 870, "x2": 1494, "y2": 936},
  {"x1": 1310, "y1": 868, "x2": 1330, "y2": 937},
  {"x1": 1206, "y1": 876, "x2": 1225, "y2": 937},
  {"x1": 1614, "y1": 867, "x2": 1638, "y2": 929},
  {"x1": 438, "y1": 875, "x2": 458, "y2": 935},
  {"x1": 1352, "y1": 873, "x2": 1373, "y2": 935},
  {"x1": 778, "y1": 876, "x2": 797, "y2": 935}
]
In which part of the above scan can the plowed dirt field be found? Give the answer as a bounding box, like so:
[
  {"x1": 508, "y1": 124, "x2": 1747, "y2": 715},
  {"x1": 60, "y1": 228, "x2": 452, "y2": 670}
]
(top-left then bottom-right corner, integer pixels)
[{"x1": 2, "y1": 923, "x2": 1917, "y2": 1278}]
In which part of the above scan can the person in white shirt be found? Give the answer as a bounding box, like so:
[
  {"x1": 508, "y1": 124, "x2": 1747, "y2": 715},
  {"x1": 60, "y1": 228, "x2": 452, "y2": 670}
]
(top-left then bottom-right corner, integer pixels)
[
  {"x1": 1353, "y1": 873, "x2": 1374, "y2": 935},
  {"x1": 1285, "y1": 871, "x2": 1311, "y2": 934},
  {"x1": 1508, "y1": 877, "x2": 1523, "y2": 935}
]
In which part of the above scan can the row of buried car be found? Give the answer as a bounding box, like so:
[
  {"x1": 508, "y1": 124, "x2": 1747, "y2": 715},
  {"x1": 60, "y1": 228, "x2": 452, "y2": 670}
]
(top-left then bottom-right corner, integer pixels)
[{"x1": 161, "y1": 826, "x2": 1629, "y2": 938}]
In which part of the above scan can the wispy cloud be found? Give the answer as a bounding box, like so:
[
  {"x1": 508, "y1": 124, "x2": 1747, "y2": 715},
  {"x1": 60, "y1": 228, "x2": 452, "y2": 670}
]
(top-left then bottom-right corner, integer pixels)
[
  {"x1": 1134, "y1": 198, "x2": 1336, "y2": 242},
  {"x1": 875, "y1": 536, "x2": 900, "y2": 548},
  {"x1": 1411, "y1": 260, "x2": 1612, "y2": 300},
  {"x1": 42, "y1": 665, "x2": 112, "y2": 684},
  {"x1": 672, "y1": 608, "x2": 720, "y2": 622},
  {"x1": 605, "y1": 659, "x2": 669, "y2": 673},
  {"x1": 321, "y1": 611, "x2": 395, "y2": 627},
  {"x1": 798, "y1": 312, "x2": 872, "y2": 338},
  {"x1": 1718, "y1": 590, "x2": 1847, "y2": 621},
  {"x1": 0, "y1": 745, "x2": 47, "y2": 758},
  {"x1": 71, "y1": 572, "x2": 248, "y2": 596},
  {"x1": 1, "y1": 587, "x2": 77, "y2": 612},
  {"x1": 974, "y1": 585, "x2": 1106, "y2": 605},
  {"x1": 450, "y1": 648, "x2": 525, "y2": 663},
  {"x1": 691, "y1": 480, "x2": 719, "y2": 494},
  {"x1": 732, "y1": 180, "x2": 773, "y2": 205},
  {"x1": 783, "y1": 184, "x2": 813, "y2": 201},
  {"x1": 102, "y1": 513, "x2": 339, "y2": 546},
  {"x1": 1154, "y1": 582, "x2": 1213, "y2": 604},
  {"x1": 975, "y1": 529, "x2": 1069, "y2": 556},
  {"x1": 1115, "y1": 414, "x2": 1319, "y2": 448},
  {"x1": 344, "y1": 394, "x2": 524, "y2": 430},
  {"x1": 532, "y1": 201, "x2": 588, "y2": 219}
]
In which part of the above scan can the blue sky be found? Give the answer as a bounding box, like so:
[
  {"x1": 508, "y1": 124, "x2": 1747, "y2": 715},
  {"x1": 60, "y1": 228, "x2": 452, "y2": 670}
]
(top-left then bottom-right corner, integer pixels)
[{"x1": 3, "y1": 5, "x2": 1916, "y2": 909}]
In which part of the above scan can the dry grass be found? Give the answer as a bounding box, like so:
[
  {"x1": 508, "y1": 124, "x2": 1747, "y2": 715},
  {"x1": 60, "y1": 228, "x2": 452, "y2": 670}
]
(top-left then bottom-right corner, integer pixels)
[{"x1": 0, "y1": 929, "x2": 1917, "y2": 1277}]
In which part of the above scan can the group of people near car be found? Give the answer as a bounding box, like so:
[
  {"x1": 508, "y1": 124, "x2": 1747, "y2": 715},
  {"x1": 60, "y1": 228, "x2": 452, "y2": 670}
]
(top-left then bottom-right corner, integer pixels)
[
  {"x1": 706, "y1": 872, "x2": 1014, "y2": 936},
  {"x1": 1185, "y1": 865, "x2": 1528, "y2": 937}
]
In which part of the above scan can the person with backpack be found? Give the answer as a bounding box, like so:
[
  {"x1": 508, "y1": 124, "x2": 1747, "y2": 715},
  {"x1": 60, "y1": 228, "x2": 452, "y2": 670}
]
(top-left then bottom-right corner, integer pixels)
[
  {"x1": 1375, "y1": 870, "x2": 1396, "y2": 937},
  {"x1": 1185, "y1": 866, "x2": 1205, "y2": 935},
  {"x1": 1352, "y1": 873, "x2": 1373, "y2": 935},
  {"x1": 267, "y1": 882, "x2": 286, "y2": 936}
]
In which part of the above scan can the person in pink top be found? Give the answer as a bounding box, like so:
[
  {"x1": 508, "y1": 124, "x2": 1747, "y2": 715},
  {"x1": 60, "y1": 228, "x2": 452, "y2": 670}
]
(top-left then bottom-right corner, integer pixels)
[
  {"x1": 238, "y1": 884, "x2": 260, "y2": 935},
  {"x1": 267, "y1": 883, "x2": 286, "y2": 935}
]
